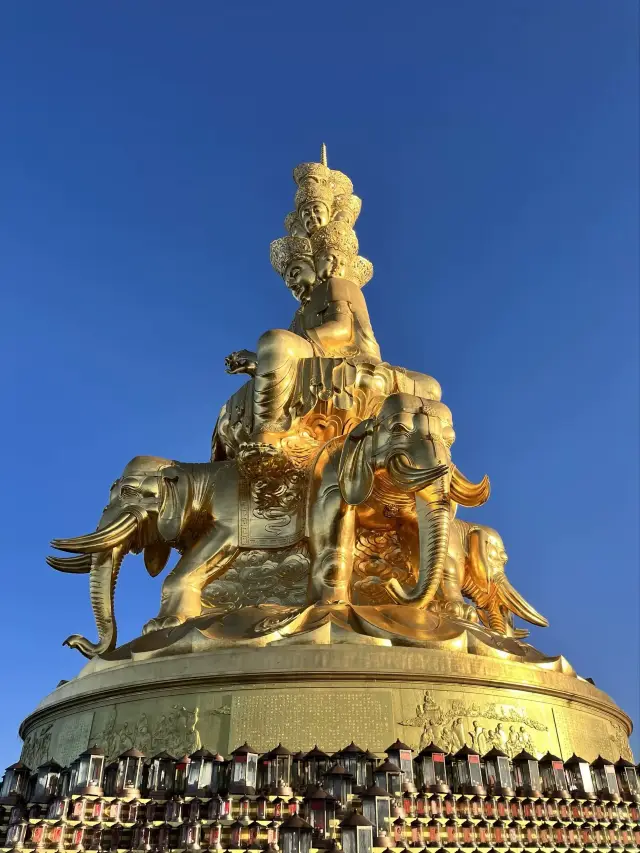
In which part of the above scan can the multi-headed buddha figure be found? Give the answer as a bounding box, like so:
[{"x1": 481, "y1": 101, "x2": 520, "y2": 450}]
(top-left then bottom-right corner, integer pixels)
[{"x1": 216, "y1": 148, "x2": 441, "y2": 457}]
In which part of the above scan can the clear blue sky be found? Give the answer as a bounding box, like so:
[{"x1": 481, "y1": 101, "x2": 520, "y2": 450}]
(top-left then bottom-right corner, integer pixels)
[{"x1": 1, "y1": 1, "x2": 638, "y2": 769}]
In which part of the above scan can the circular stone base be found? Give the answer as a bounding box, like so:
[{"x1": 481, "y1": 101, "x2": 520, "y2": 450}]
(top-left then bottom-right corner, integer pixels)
[{"x1": 19, "y1": 642, "x2": 633, "y2": 768}]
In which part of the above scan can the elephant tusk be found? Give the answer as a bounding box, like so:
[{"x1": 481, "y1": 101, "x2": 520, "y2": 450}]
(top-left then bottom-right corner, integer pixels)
[
  {"x1": 493, "y1": 571, "x2": 549, "y2": 627},
  {"x1": 450, "y1": 466, "x2": 491, "y2": 507},
  {"x1": 51, "y1": 512, "x2": 139, "y2": 554},
  {"x1": 46, "y1": 554, "x2": 92, "y2": 573}
]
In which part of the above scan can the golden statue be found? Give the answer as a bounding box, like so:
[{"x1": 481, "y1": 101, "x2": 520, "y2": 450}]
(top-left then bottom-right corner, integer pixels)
[{"x1": 48, "y1": 146, "x2": 556, "y2": 666}]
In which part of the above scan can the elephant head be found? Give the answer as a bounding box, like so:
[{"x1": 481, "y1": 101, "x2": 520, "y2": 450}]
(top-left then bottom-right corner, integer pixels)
[
  {"x1": 338, "y1": 393, "x2": 490, "y2": 609},
  {"x1": 463, "y1": 524, "x2": 549, "y2": 633},
  {"x1": 47, "y1": 456, "x2": 201, "y2": 658}
]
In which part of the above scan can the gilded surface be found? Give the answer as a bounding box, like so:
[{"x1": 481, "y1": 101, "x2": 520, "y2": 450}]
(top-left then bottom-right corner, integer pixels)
[{"x1": 40, "y1": 146, "x2": 633, "y2": 759}]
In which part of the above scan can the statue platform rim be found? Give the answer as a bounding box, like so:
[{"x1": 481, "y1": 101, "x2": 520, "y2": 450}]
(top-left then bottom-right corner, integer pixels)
[{"x1": 21, "y1": 639, "x2": 632, "y2": 742}]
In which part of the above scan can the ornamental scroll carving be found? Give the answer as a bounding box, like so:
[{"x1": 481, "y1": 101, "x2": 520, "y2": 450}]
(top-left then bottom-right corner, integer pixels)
[
  {"x1": 21, "y1": 723, "x2": 53, "y2": 769},
  {"x1": 400, "y1": 690, "x2": 549, "y2": 757}
]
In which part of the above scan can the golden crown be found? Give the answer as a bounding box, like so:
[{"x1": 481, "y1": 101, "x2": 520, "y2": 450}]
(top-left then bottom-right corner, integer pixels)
[
  {"x1": 310, "y1": 220, "x2": 359, "y2": 257},
  {"x1": 270, "y1": 236, "x2": 313, "y2": 277}
]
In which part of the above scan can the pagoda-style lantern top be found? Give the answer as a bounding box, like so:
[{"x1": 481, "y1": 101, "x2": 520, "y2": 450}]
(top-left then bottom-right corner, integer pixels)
[
  {"x1": 564, "y1": 754, "x2": 596, "y2": 799},
  {"x1": 279, "y1": 814, "x2": 313, "y2": 853},
  {"x1": 147, "y1": 752, "x2": 176, "y2": 798},
  {"x1": 304, "y1": 745, "x2": 331, "y2": 785},
  {"x1": 483, "y1": 747, "x2": 514, "y2": 796},
  {"x1": 511, "y1": 750, "x2": 541, "y2": 797},
  {"x1": 539, "y1": 752, "x2": 570, "y2": 797},
  {"x1": 339, "y1": 811, "x2": 375, "y2": 853},
  {"x1": 71, "y1": 747, "x2": 105, "y2": 796},
  {"x1": 416, "y1": 742, "x2": 449, "y2": 793},
  {"x1": 335, "y1": 742, "x2": 367, "y2": 788},
  {"x1": 264, "y1": 743, "x2": 293, "y2": 793},
  {"x1": 303, "y1": 785, "x2": 336, "y2": 837},
  {"x1": 363, "y1": 750, "x2": 379, "y2": 788},
  {"x1": 615, "y1": 757, "x2": 639, "y2": 799},
  {"x1": 385, "y1": 739, "x2": 415, "y2": 790},
  {"x1": 229, "y1": 742, "x2": 259, "y2": 794},
  {"x1": 360, "y1": 784, "x2": 392, "y2": 833},
  {"x1": 115, "y1": 748, "x2": 145, "y2": 799},
  {"x1": 32, "y1": 761, "x2": 62, "y2": 804},
  {"x1": 449, "y1": 745, "x2": 485, "y2": 795},
  {"x1": 186, "y1": 748, "x2": 215, "y2": 796},
  {"x1": 591, "y1": 755, "x2": 620, "y2": 801},
  {"x1": 374, "y1": 759, "x2": 403, "y2": 795},
  {"x1": 0, "y1": 762, "x2": 31, "y2": 804},
  {"x1": 291, "y1": 752, "x2": 306, "y2": 787}
]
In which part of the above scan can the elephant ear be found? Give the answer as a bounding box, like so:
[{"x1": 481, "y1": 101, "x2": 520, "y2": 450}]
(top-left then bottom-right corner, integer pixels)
[
  {"x1": 143, "y1": 541, "x2": 172, "y2": 577},
  {"x1": 157, "y1": 466, "x2": 192, "y2": 543},
  {"x1": 338, "y1": 418, "x2": 376, "y2": 506}
]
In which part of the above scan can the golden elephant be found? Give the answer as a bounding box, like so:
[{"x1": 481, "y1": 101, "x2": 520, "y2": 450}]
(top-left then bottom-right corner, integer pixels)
[{"x1": 441, "y1": 518, "x2": 549, "y2": 635}]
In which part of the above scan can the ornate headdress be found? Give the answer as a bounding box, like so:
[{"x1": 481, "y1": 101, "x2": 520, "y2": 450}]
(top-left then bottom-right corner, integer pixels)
[
  {"x1": 269, "y1": 236, "x2": 313, "y2": 278},
  {"x1": 310, "y1": 220, "x2": 359, "y2": 257}
]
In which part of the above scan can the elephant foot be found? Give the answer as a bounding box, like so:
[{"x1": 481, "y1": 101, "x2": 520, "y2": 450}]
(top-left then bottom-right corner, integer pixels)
[{"x1": 142, "y1": 615, "x2": 187, "y2": 635}]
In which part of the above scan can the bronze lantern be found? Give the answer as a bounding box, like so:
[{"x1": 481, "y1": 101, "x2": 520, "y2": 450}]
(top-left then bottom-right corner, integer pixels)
[
  {"x1": 615, "y1": 758, "x2": 640, "y2": 802},
  {"x1": 384, "y1": 739, "x2": 416, "y2": 792},
  {"x1": 31, "y1": 761, "x2": 62, "y2": 804},
  {"x1": 591, "y1": 755, "x2": 621, "y2": 801},
  {"x1": 263, "y1": 743, "x2": 293, "y2": 794},
  {"x1": 303, "y1": 785, "x2": 336, "y2": 839},
  {"x1": 415, "y1": 742, "x2": 449, "y2": 793},
  {"x1": 482, "y1": 747, "x2": 514, "y2": 796},
  {"x1": 185, "y1": 748, "x2": 215, "y2": 796},
  {"x1": 374, "y1": 759, "x2": 403, "y2": 795},
  {"x1": 563, "y1": 754, "x2": 596, "y2": 800},
  {"x1": 304, "y1": 746, "x2": 331, "y2": 786},
  {"x1": 70, "y1": 747, "x2": 105, "y2": 796},
  {"x1": 279, "y1": 814, "x2": 313, "y2": 853},
  {"x1": 362, "y1": 751, "x2": 379, "y2": 789},
  {"x1": 512, "y1": 749, "x2": 542, "y2": 796},
  {"x1": 449, "y1": 746, "x2": 485, "y2": 795},
  {"x1": 334, "y1": 742, "x2": 367, "y2": 790},
  {"x1": 0, "y1": 762, "x2": 31, "y2": 805},
  {"x1": 361, "y1": 784, "x2": 391, "y2": 833},
  {"x1": 339, "y1": 811, "x2": 375, "y2": 853},
  {"x1": 539, "y1": 751, "x2": 570, "y2": 798},
  {"x1": 147, "y1": 752, "x2": 176, "y2": 799},
  {"x1": 115, "y1": 748, "x2": 145, "y2": 799},
  {"x1": 323, "y1": 764, "x2": 353, "y2": 804}
]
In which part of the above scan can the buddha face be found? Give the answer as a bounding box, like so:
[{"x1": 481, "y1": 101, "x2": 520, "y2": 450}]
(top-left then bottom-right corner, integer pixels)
[
  {"x1": 299, "y1": 201, "x2": 330, "y2": 234},
  {"x1": 315, "y1": 248, "x2": 349, "y2": 281},
  {"x1": 284, "y1": 256, "x2": 316, "y2": 302}
]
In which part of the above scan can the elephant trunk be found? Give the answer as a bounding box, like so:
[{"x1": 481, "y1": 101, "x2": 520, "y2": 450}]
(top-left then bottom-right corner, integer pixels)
[
  {"x1": 386, "y1": 487, "x2": 450, "y2": 607},
  {"x1": 63, "y1": 544, "x2": 126, "y2": 658}
]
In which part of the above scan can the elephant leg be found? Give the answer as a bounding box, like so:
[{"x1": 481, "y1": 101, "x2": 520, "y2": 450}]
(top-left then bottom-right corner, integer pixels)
[
  {"x1": 144, "y1": 524, "x2": 237, "y2": 633},
  {"x1": 307, "y1": 484, "x2": 357, "y2": 605}
]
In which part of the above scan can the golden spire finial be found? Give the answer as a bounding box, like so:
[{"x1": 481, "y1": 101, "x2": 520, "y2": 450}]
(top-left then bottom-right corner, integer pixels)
[{"x1": 320, "y1": 143, "x2": 327, "y2": 167}]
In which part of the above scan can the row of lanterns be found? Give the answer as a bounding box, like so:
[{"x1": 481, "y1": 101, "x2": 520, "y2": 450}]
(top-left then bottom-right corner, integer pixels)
[{"x1": 2, "y1": 741, "x2": 638, "y2": 805}]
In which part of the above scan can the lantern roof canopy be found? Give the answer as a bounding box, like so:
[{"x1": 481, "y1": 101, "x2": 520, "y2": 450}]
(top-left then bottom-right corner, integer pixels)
[
  {"x1": 189, "y1": 748, "x2": 215, "y2": 760},
  {"x1": 340, "y1": 811, "x2": 375, "y2": 828},
  {"x1": 564, "y1": 753, "x2": 589, "y2": 765},
  {"x1": 591, "y1": 755, "x2": 614, "y2": 768},
  {"x1": 231, "y1": 742, "x2": 259, "y2": 756},
  {"x1": 35, "y1": 760, "x2": 62, "y2": 772},
  {"x1": 77, "y1": 746, "x2": 105, "y2": 758},
  {"x1": 452, "y1": 745, "x2": 480, "y2": 758},
  {"x1": 362, "y1": 784, "x2": 391, "y2": 797},
  {"x1": 336, "y1": 741, "x2": 365, "y2": 755},
  {"x1": 363, "y1": 750, "x2": 380, "y2": 760},
  {"x1": 150, "y1": 751, "x2": 176, "y2": 761},
  {"x1": 538, "y1": 751, "x2": 563, "y2": 763},
  {"x1": 5, "y1": 761, "x2": 30, "y2": 771},
  {"x1": 326, "y1": 763, "x2": 352, "y2": 776},
  {"x1": 385, "y1": 739, "x2": 412, "y2": 752},
  {"x1": 266, "y1": 743, "x2": 292, "y2": 757},
  {"x1": 303, "y1": 785, "x2": 334, "y2": 800},
  {"x1": 483, "y1": 747, "x2": 509, "y2": 759},
  {"x1": 118, "y1": 748, "x2": 145, "y2": 759},
  {"x1": 417, "y1": 741, "x2": 448, "y2": 757},
  {"x1": 280, "y1": 815, "x2": 313, "y2": 830},
  {"x1": 614, "y1": 757, "x2": 635, "y2": 767},
  {"x1": 511, "y1": 750, "x2": 538, "y2": 762},
  {"x1": 374, "y1": 759, "x2": 402, "y2": 773},
  {"x1": 291, "y1": 751, "x2": 306, "y2": 760},
  {"x1": 305, "y1": 745, "x2": 331, "y2": 759}
]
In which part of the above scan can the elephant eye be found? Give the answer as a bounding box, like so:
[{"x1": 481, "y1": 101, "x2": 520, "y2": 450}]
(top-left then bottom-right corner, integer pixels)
[{"x1": 391, "y1": 422, "x2": 411, "y2": 434}]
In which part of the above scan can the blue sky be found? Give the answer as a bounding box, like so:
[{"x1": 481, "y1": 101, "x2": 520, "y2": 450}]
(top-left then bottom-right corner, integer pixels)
[{"x1": 1, "y1": 1, "x2": 638, "y2": 768}]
